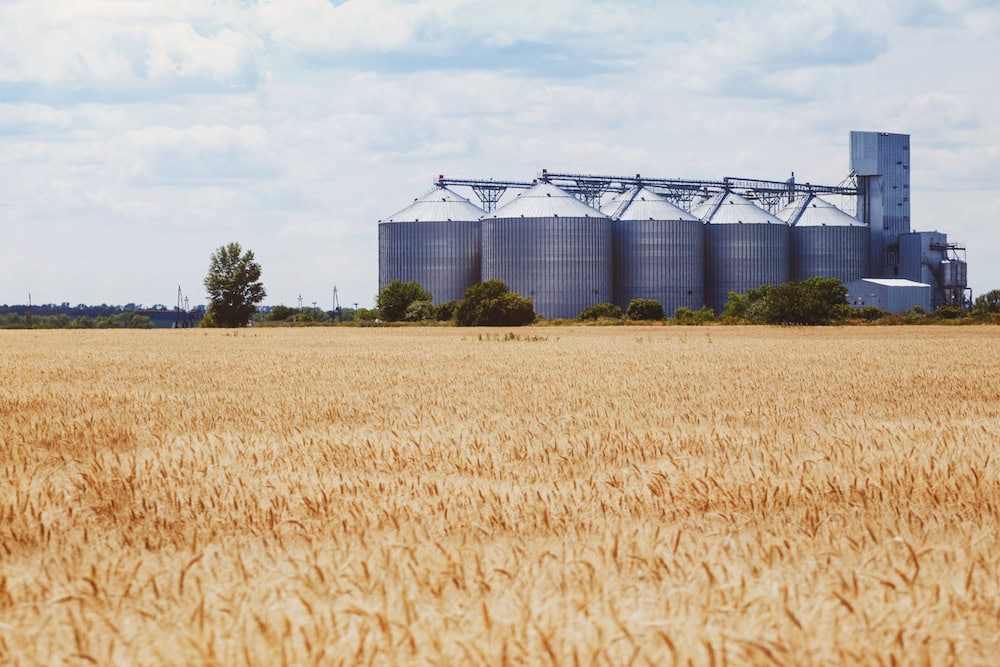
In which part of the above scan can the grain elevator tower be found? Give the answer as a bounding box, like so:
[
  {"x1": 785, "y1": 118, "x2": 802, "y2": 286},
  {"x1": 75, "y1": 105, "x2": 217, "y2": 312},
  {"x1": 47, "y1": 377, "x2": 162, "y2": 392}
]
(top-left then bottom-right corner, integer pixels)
[{"x1": 850, "y1": 131, "x2": 910, "y2": 278}]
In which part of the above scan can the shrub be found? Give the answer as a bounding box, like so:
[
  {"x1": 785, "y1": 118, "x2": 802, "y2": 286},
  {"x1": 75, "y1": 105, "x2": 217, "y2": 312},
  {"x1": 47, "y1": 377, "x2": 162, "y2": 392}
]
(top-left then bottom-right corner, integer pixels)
[
  {"x1": 850, "y1": 306, "x2": 890, "y2": 321},
  {"x1": 626, "y1": 299, "x2": 665, "y2": 321},
  {"x1": 267, "y1": 305, "x2": 299, "y2": 322},
  {"x1": 673, "y1": 306, "x2": 716, "y2": 325},
  {"x1": 577, "y1": 303, "x2": 623, "y2": 321},
  {"x1": 404, "y1": 300, "x2": 436, "y2": 322},
  {"x1": 455, "y1": 280, "x2": 535, "y2": 327},
  {"x1": 435, "y1": 301, "x2": 458, "y2": 322},
  {"x1": 377, "y1": 281, "x2": 432, "y2": 322},
  {"x1": 723, "y1": 278, "x2": 849, "y2": 325},
  {"x1": 933, "y1": 305, "x2": 967, "y2": 320}
]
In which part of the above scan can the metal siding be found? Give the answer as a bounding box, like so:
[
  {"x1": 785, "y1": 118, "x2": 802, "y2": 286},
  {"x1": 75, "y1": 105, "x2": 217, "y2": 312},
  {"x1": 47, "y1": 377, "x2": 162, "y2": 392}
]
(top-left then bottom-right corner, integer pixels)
[
  {"x1": 846, "y1": 279, "x2": 931, "y2": 313},
  {"x1": 878, "y1": 133, "x2": 910, "y2": 262},
  {"x1": 792, "y1": 226, "x2": 870, "y2": 283},
  {"x1": 378, "y1": 221, "x2": 481, "y2": 304},
  {"x1": 613, "y1": 219, "x2": 704, "y2": 315},
  {"x1": 849, "y1": 131, "x2": 879, "y2": 175},
  {"x1": 940, "y1": 260, "x2": 967, "y2": 288},
  {"x1": 482, "y1": 217, "x2": 612, "y2": 320},
  {"x1": 887, "y1": 285, "x2": 931, "y2": 313},
  {"x1": 484, "y1": 182, "x2": 606, "y2": 219},
  {"x1": 704, "y1": 223, "x2": 790, "y2": 313},
  {"x1": 851, "y1": 132, "x2": 910, "y2": 277},
  {"x1": 899, "y1": 231, "x2": 947, "y2": 286},
  {"x1": 382, "y1": 186, "x2": 485, "y2": 223},
  {"x1": 846, "y1": 279, "x2": 886, "y2": 310}
]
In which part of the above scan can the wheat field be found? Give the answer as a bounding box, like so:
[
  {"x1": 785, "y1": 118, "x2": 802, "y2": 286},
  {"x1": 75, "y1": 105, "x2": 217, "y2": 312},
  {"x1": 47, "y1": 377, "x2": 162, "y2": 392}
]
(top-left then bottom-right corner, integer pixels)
[{"x1": 1, "y1": 326, "x2": 999, "y2": 665}]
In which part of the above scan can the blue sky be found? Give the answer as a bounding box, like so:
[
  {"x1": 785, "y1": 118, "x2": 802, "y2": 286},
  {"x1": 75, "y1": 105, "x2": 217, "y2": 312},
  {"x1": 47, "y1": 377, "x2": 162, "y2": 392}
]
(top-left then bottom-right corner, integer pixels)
[{"x1": 1, "y1": 0, "x2": 997, "y2": 308}]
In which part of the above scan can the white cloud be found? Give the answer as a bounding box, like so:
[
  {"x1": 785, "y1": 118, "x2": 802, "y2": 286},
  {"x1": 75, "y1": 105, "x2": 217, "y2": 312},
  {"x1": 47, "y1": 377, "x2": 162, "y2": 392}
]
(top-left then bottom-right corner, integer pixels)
[
  {"x1": 0, "y1": 1, "x2": 262, "y2": 102},
  {"x1": 125, "y1": 124, "x2": 277, "y2": 184}
]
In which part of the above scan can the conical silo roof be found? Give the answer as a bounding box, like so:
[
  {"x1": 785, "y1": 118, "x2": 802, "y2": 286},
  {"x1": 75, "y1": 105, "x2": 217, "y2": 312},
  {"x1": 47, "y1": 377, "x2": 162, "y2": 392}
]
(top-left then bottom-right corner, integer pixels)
[
  {"x1": 601, "y1": 186, "x2": 698, "y2": 221},
  {"x1": 692, "y1": 191, "x2": 786, "y2": 225},
  {"x1": 380, "y1": 185, "x2": 485, "y2": 222},
  {"x1": 776, "y1": 194, "x2": 866, "y2": 227},
  {"x1": 483, "y1": 182, "x2": 606, "y2": 219}
]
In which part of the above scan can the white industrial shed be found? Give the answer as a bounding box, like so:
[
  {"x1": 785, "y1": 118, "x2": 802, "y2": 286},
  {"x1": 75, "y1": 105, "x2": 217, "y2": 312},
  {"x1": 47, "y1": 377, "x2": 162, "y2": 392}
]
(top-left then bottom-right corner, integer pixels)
[{"x1": 845, "y1": 278, "x2": 931, "y2": 313}]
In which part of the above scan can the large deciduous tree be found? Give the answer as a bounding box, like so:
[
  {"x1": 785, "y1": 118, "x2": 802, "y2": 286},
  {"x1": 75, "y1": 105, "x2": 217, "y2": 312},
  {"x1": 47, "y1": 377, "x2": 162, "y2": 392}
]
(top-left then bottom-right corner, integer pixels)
[
  {"x1": 454, "y1": 280, "x2": 535, "y2": 326},
  {"x1": 204, "y1": 242, "x2": 266, "y2": 327},
  {"x1": 973, "y1": 289, "x2": 1000, "y2": 314},
  {"x1": 722, "y1": 277, "x2": 850, "y2": 325},
  {"x1": 377, "y1": 280, "x2": 432, "y2": 322}
]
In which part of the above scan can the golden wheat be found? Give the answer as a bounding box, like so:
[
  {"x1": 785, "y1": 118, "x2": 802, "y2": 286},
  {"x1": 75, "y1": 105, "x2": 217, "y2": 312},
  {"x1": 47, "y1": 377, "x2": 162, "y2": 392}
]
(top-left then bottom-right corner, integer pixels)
[{"x1": 1, "y1": 326, "x2": 999, "y2": 664}]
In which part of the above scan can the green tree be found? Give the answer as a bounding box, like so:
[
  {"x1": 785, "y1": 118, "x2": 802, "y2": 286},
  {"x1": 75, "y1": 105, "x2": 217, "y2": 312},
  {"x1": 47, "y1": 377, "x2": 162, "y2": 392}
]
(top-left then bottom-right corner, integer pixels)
[
  {"x1": 577, "y1": 303, "x2": 623, "y2": 321},
  {"x1": 673, "y1": 306, "x2": 716, "y2": 324},
  {"x1": 455, "y1": 280, "x2": 535, "y2": 326},
  {"x1": 435, "y1": 300, "x2": 458, "y2": 322},
  {"x1": 267, "y1": 305, "x2": 299, "y2": 322},
  {"x1": 933, "y1": 305, "x2": 966, "y2": 320},
  {"x1": 973, "y1": 289, "x2": 1000, "y2": 314},
  {"x1": 204, "y1": 242, "x2": 266, "y2": 327},
  {"x1": 299, "y1": 307, "x2": 330, "y2": 323},
  {"x1": 377, "y1": 280, "x2": 432, "y2": 322},
  {"x1": 723, "y1": 278, "x2": 850, "y2": 325},
  {"x1": 93, "y1": 312, "x2": 154, "y2": 328},
  {"x1": 626, "y1": 298, "x2": 665, "y2": 321},
  {"x1": 848, "y1": 306, "x2": 889, "y2": 322},
  {"x1": 404, "y1": 300, "x2": 436, "y2": 322}
]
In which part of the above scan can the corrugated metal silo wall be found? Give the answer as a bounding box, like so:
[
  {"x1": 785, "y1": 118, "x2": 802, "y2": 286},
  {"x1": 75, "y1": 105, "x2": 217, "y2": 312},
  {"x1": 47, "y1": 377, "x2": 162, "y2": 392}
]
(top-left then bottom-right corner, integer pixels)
[
  {"x1": 482, "y1": 217, "x2": 612, "y2": 320},
  {"x1": 613, "y1": 219, "x2": 705, "y2": 315},
  {"x1": 378, "y1": 221, "x2": 481, "y2": 304},
  {"x1": 792, "y1": 227, "x2": 870, "y2": 283},
  {"x1": 704, "y1": 224, "x2": 790, "y2": 314}
]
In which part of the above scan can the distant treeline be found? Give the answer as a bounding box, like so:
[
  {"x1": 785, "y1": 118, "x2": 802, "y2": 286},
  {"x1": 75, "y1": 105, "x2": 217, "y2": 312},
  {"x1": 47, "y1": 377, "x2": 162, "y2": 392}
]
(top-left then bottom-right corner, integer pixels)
[
  {"x1": 1, "y1": 312, "x2": 152, "y2": 329},
  {"x1": 0, "y1": 303, "x2": 159, "y2": 318},
  {"x1": 0, "y1": 303, "x2": 207, "y2": 329}
]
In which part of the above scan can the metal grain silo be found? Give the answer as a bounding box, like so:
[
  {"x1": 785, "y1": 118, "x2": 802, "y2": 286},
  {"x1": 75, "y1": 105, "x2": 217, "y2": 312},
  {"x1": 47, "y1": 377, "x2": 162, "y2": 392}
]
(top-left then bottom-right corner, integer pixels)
[
  {"x1": 481, "y1": 182, "x2": 611, "y2": 320},
  {"x1": 601, "y1": 186, "x2": 704, "y2": 315},
  {"x1": 777, "y1": 194, "x2": 869, "y2": 284},
  {"x1": 695, "y1": 191, "x2": 790, "y2": 314},
  {"x1": 378, "y1": 185, "x2": 484, "y2": 304}
]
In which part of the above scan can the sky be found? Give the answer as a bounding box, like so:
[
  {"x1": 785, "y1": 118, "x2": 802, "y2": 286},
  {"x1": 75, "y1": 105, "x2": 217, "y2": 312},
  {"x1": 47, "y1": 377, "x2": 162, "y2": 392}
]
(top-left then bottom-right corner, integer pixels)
[{"x1": 1, "y1": 0, "x2": 997, "y2": 309}]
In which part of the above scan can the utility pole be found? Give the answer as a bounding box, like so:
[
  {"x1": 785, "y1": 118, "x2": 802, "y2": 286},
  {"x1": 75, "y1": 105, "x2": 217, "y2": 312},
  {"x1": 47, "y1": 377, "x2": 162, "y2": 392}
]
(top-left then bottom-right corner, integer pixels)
[{"x1": 26, "y1": 293, "x2": 32, "y2": 329}]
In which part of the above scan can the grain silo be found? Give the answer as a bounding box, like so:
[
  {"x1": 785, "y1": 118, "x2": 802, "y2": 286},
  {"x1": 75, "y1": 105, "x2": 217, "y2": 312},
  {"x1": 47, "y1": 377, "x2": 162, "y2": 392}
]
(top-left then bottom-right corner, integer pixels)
[
  {"x1": 777, "y1": 194, "x2": 869, "y2": 284},
  {"x1": 378, "y1": 185, "x2": 484, "y2": 304},
  {"x1": 601, "y1": 186, "x2": 704, "y2": 315},
  {"x1": 481, "y1": 182, "x2": 611, "y2": 320},
  {"x1": 695, "y1": 191, "x2": 790, "y2": 314}
]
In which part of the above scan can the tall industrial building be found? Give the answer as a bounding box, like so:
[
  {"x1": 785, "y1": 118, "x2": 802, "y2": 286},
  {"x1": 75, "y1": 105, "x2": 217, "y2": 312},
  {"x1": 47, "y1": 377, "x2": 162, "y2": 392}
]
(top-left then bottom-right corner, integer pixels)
[
  {"x1": 378, "y1": 131, "x2": 969, "y2": 318},
  {"x1": 851, "y1": 131, "x2": 968, "y2": 308},
  {"x1": 850, "y1": 131, "x2": 910, "y2": 278}
]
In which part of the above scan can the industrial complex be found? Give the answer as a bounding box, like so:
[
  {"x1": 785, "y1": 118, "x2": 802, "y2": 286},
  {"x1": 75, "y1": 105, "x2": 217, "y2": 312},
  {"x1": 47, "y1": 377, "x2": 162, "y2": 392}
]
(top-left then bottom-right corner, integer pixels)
[{"x1": 378, "y1": 131, "x2": 969, "y2": 318}]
